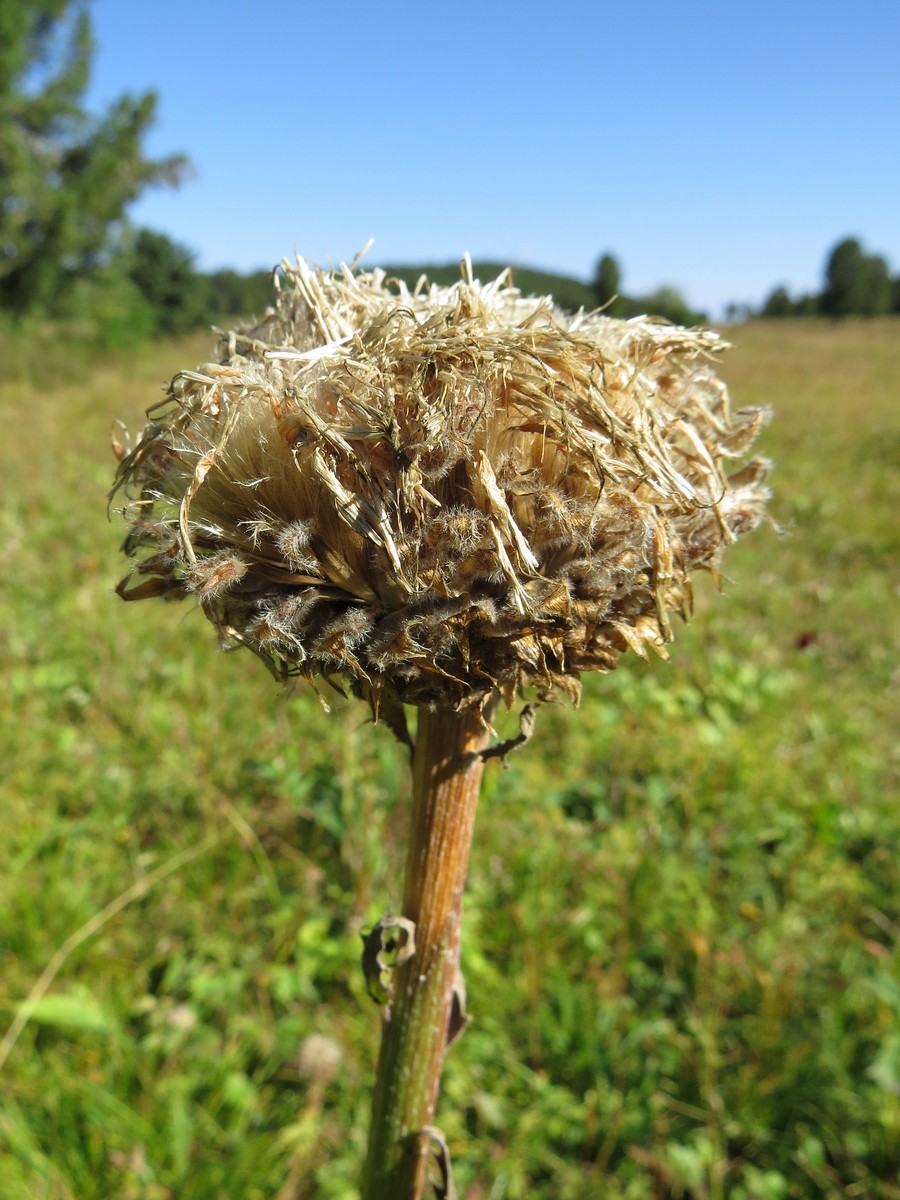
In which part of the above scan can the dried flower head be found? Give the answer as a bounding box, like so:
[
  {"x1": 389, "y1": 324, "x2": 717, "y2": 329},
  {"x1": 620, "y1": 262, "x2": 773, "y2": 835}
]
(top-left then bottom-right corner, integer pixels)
[{"x1": 112, "y1": 255, "x2": 770, "y2": 716}]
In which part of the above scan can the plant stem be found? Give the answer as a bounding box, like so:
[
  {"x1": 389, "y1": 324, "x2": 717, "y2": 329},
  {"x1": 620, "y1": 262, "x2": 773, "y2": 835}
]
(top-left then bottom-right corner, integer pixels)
[{"x1": 361, "y1": 701, "x2": 494, "y2": 1200}]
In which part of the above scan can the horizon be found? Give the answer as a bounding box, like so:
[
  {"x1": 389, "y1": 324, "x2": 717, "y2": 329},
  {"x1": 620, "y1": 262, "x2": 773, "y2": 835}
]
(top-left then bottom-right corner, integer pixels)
[{"x1": 86, "y1": 0, "x2": 900, "y2": 318}]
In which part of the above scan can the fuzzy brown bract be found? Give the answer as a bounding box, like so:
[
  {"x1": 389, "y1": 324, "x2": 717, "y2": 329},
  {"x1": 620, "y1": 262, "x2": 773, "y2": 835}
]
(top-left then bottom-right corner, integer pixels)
[{"x1": 113, "y1": 256, "x2": 770, "y2": 716}]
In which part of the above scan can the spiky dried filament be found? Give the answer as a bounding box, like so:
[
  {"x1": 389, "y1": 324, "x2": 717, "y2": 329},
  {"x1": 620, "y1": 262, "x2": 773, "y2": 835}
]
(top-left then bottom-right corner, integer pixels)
[{"x1": 113, "y1": 257, "x2": 770, "y2": 713}]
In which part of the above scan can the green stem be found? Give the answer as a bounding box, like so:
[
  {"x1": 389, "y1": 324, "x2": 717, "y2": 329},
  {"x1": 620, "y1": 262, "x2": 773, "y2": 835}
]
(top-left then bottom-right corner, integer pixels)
[{"x1": 361, "y1": 702, "x2": 493, "y2": 1200}]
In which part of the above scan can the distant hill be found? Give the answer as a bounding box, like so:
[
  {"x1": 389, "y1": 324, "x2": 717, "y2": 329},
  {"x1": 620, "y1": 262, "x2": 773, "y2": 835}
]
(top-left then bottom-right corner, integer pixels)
[{"x1": 376, "y1": 262, "x2": 597, "y2": 314}]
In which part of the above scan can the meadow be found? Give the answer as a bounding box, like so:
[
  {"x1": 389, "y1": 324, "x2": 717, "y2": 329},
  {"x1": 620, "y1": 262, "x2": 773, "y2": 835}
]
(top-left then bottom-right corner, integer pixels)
[{"x1": 0, "y1": 317, "x2": 898, "y2": 1199}]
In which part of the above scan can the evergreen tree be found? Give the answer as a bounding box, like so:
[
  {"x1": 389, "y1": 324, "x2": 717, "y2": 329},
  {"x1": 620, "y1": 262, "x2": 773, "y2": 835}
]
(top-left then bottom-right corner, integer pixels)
[
  {"x1": 0, "y1": 1, "x2": 188, "y2": 314},
  {"x1": 592, "y1": 252, "x2": 621, "y2": 307}
]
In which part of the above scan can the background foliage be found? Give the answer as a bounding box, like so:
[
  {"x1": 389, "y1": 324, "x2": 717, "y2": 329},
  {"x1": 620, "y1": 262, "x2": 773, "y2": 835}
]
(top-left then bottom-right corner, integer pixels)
[
  {"x1": 0, "y1": 0, "x2": 187, "y2": 316},
  {"x1": 760, "y1": 236, "x2": 899, "y2": 319},
  {"x1": 1, "y1": 318, "x2": 898, "y2": 1198}
]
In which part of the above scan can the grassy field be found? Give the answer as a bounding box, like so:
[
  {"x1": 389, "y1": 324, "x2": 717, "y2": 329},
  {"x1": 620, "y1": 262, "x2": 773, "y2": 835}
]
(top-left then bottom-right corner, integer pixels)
[{"x1": 1, "y1": 317, "x2": 898, "y2": 1199}]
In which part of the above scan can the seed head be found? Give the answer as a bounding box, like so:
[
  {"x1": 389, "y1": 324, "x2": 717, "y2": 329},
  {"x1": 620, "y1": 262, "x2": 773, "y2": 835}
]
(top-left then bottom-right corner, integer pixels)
[{"x1": 113, "y1": 256, "x2": 770, "y2": 715}]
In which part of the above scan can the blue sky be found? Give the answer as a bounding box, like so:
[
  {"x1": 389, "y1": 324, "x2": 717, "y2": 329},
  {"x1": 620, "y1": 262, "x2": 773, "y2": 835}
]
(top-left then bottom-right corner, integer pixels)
[{"x1": 87, "y1": 0, "x2": 899, "y2": 316}]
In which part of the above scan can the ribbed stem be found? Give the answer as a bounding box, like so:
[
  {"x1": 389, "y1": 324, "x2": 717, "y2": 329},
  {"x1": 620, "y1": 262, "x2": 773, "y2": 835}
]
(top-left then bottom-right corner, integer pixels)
[{"x1": 361, "y1": 702, "x2": 493, "y2": 1200}]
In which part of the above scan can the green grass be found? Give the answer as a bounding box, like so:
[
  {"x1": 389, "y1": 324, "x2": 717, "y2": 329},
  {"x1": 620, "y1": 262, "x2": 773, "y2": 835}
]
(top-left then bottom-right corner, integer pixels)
[{"x1": 1, "y1": 319, "x2": 898, "y2": 1199}]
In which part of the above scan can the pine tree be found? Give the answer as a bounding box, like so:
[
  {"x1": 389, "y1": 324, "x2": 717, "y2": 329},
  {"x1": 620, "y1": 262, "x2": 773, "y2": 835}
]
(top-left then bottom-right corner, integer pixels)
[
  {"x1": 0, "y1": 1, "x2": 188, "y2": 314},
  {"x1": 592, "y1": 252, "x2": 621, "y2": 307}
]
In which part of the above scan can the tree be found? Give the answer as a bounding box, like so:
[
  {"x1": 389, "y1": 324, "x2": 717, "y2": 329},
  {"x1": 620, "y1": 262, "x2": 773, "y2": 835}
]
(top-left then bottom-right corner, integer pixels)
[
  {"x1": 0, "y1": 1, "x2": 189, "y2": 314},
  {"x1": 125, "y1": 229, "x2": 209, "y2": 335},
  {"x1": 821, "y1": 238, "x2": 864, "y2": 317},
  {"x1": 724, "y1": 302, "x2": 753, "y2": 324},
  {"x1": 854, "y1": 254, "x2": 892, "y2": 316},
  {"x1": 589, "y1": 253, "x2": 704, "y2": 325},
  {"x1": 761, "y1": 285, "x2": 794, "y2": 318},
  {"x1": 592, "y1": 252, "x2": 621, "y2": 307},
  {"x1": 205, "y1": 267, "x2": 277, "y2": 320},
  {"x1": 637, "y1": 285, "x2": 706, "y2": 327},
  {"x1": 821, "y1": 237, "x2": 892, "y2": 318}
]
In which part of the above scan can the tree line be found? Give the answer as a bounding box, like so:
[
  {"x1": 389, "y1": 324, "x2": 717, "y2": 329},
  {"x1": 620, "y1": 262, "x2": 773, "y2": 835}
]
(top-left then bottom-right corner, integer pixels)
[
  {"x1": 594, "y1": 239, "x2": 900, "y2": 324},
  {"x1": 590, "y1": 253, "x2": 707, "y2": 325},
  {"x1": 2, "y1": 4, "x2": 897, "y2": 350},
  {"x1": 759, "y1": 237, "x2": 900, "y2": 319}
]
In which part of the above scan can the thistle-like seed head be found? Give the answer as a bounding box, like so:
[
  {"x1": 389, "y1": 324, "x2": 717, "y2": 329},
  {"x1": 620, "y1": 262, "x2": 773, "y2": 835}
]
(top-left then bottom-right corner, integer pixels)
[{"x1": 112, "y1": 256, "x2": 770, "y2": 714}]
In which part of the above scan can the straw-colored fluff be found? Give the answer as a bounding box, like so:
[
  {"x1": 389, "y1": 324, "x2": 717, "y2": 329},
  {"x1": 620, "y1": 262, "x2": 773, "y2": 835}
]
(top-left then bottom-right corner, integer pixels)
[{"x1": 113, "y1": 256, "x2": 770, "y2": 716}]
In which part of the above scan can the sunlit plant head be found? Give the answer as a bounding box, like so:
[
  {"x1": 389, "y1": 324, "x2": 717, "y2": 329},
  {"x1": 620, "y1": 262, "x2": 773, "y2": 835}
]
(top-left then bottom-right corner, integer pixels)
[{"x1": 113, "y1": 255, "x2": 770, "y2": 719}]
